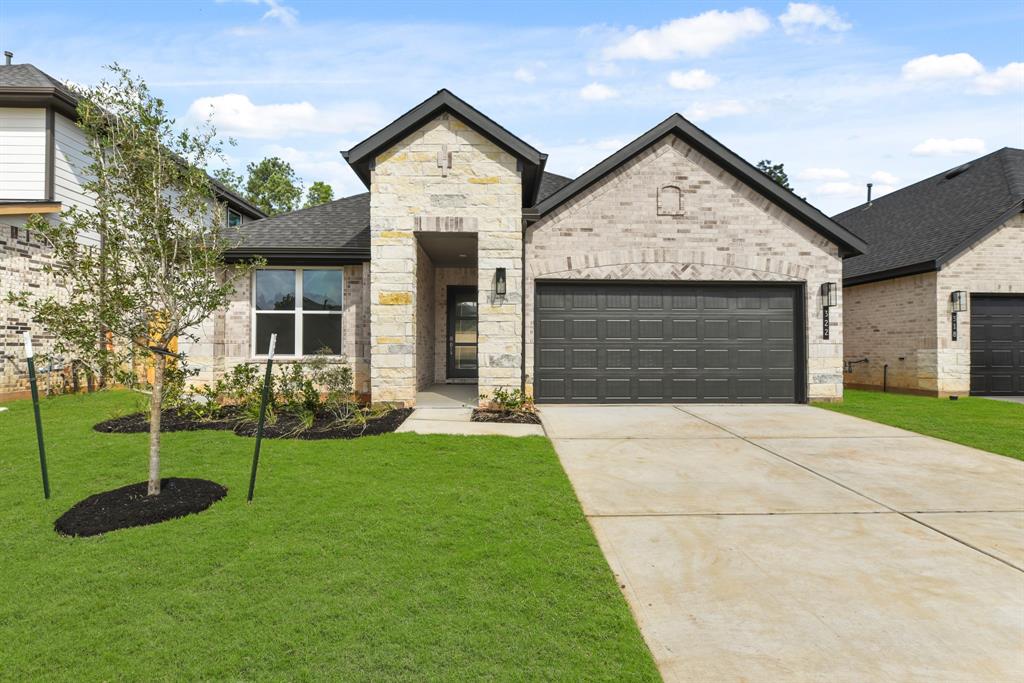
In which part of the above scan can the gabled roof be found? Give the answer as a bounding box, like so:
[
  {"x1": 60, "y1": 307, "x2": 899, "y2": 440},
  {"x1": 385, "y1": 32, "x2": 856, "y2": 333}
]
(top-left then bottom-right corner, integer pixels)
[
  {"x1": 836, "y1": 148, "x2": 1024, "y2": 286},
  {"x1": 342, "y1": 89, "x2": 549, "y2": 206},
  {"x1": 532, "y1": 113, "x2": 868, "y2": 257},
  {"x1": 0, "y1": 61, "x2": 264, "y2": 219},
  {"x1": 224, "y1": 171, "x2": 574, "y2": 262}
]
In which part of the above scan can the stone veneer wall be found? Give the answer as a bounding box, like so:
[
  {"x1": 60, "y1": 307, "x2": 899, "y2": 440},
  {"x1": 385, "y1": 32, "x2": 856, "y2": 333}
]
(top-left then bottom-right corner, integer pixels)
[
  {"x1": 843, "y1": 213, "x2": 1023, "y2": 396},
  {"x1": 414, "y1": 242, "x2": 435, "y2": 390},
  {"x1": 525, "y1": 135, "x2": 846, "y2": 402},
  {"x1": 936, "y1": 213, "x2": 1024, "y2": 394},
  {"x1": 370, "y1": 113, "x2": 522, "y2": 406},
  {"x1": 181, "y1": 262, "x2": 371, "y2": 395},
  {"x1": 0, "y1": 220, "x2": 62, "y2": 399},
  {"x1": 433, "y1": 266, "x2": 477, "y2": 383},
  {"x1": 843, "y1": 272, "x2": 938, "y2": 393}
]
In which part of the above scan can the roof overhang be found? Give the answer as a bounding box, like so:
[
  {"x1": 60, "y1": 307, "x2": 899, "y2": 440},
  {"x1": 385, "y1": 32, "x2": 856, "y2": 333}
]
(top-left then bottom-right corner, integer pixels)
[
  {"x1": 531, "y1": 114, "x2": 869, "y2": 258},
  {"x1": 224, "y1": 248, "x2": 369, "y2": 266},
  {"x1": 0, "y1": 88, "x2": 78, "y2": 118},
  {"x1": 342, "y1": 89, "x2": 548, "y2": 207}
]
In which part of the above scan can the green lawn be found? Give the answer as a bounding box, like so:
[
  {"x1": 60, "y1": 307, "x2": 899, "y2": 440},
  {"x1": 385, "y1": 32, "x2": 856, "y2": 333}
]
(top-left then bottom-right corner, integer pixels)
[
  {"x1": 0, "y1": 391, "x2": 658, "y2": 681},
  {"x1": 816, "y1": 389, "x2": 1024, "y2": 460}
]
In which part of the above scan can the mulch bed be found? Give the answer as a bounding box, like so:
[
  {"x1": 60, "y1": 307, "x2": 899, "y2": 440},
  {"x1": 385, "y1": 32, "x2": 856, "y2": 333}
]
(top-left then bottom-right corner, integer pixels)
[
  {"x1": 54, "y1": 477, "x2": 227, "y2": 538},
  {"x1": 472, "y1": 409, "x2": 542, "y2": 425},
  {"x1": 93, "y1": 407, "x2": 413, "y2": 440}
]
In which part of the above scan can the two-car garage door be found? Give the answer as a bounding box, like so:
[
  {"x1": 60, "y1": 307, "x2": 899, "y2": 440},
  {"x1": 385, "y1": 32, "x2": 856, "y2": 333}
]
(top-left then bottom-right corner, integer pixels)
[{"x1": 534, "y1": 282, "x2": 802, "y2": 403}]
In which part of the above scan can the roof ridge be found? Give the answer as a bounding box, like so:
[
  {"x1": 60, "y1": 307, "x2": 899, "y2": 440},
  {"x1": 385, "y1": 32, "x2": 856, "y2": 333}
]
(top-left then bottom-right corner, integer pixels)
[
  {"x1": 245, "y1": 191, "x2": 369, "y2": 225},
  {"x1": 995, "y1": 147, "x2": 1024, "y2": 199}
]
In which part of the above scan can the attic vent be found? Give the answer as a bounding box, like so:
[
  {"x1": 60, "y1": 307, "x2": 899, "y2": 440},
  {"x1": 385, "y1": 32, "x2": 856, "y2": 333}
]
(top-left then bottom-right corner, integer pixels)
[{"x1": 944, "y1": 163, "x2": 972, "y2": 180}]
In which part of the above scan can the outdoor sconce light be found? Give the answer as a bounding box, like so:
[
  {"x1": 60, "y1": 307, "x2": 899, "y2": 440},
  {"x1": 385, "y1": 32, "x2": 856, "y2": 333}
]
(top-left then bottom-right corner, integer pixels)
[
  {"x1": 951, "y1": 290, "x2": 967, "y2": 340},
  {"x1": 820, "y1": 282, "x2": 837, "y2": 339},
  {"x1": 495, "y1": 268, "x2": 507, "y2": 297}
]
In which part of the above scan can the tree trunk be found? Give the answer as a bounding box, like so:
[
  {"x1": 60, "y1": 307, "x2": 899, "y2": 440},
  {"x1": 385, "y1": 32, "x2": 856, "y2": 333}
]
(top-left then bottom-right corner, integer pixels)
[{"x1": 147, "y1": 352, "x2": 165, "y2": 496}]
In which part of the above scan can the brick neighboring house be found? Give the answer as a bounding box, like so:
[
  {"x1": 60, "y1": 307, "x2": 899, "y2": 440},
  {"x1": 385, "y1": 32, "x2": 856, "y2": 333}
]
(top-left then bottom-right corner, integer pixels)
[
  {"x1": 180, "y1": 89, "x2": 869, "y2": 406},
  {"x1": 0, "y1": 58, "x2": 264, "y2": 400},
  {"x1": 837, "y1": 148, "x2": 1024, "y2": 397}
]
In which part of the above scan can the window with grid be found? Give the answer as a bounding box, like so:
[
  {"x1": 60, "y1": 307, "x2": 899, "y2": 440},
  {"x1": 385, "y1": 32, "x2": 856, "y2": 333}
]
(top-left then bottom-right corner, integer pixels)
[{"x1": 252, "y1": 269, "x2": 343, "y2": 357}]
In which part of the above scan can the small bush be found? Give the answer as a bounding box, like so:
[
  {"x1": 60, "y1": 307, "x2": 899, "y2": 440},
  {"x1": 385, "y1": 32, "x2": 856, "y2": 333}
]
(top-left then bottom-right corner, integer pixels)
[{"x1": 480, "y1": 387, "x2": 534, "y2": 413}]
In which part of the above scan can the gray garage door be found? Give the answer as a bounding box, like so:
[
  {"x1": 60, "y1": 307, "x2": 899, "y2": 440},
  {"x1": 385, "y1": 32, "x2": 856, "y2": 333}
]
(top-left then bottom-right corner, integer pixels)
[
  {"x1": 534, "y1": 282, "x2": 802, "y2": 403},
  {"x1": 971, "y1": 295, "x2": 1024, "y2": 396}
]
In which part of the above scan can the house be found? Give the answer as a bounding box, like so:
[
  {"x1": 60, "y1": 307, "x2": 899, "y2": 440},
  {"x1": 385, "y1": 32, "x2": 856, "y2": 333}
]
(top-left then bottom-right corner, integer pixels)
[
  {"x1": 0, "y1": 56, "x2": 264, "y2": 400},
  {"x1": 180, "y1": 88, "x2": 867, "y2": 406},
  {"x1": 837, "y1": 148, "x2": 1024, "y2": 397}
]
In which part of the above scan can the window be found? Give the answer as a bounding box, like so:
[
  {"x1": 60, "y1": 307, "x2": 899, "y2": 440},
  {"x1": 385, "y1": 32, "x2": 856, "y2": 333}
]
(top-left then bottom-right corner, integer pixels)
[
  {"x1": 252, "y1": 268, "x2": 343, "y2": 357},
  {"x1": 226, "y1": 208, "x2": 243, "y2": 228}
]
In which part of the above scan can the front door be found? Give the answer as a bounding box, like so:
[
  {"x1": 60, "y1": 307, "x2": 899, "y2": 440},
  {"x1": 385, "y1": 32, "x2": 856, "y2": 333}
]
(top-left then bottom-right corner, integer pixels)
[{"x1": 447, "y1": 286, "x2": 478, "y2": 379}]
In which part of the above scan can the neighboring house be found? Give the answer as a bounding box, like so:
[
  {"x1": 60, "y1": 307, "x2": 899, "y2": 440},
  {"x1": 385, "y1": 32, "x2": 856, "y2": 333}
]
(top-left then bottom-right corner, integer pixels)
[
  {"x1": 181, "y1": 88, "x2": 867, "y2": 406},
  {"x1": 0, "y1": 56, "x2": 264, "y2": 400},
  {"x1": 837, "y1": 148, "x2": 1024, "y2": 397}
]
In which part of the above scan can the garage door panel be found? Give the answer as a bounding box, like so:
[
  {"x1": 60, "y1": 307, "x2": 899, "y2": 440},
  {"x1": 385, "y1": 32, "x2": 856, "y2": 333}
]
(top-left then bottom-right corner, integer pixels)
[
  {"x1": 535, "y1": 283, "x2": 800, "y2": 403},
  {"x1": 971, "y1": 296, "x2": 1024, "y2": 396}
]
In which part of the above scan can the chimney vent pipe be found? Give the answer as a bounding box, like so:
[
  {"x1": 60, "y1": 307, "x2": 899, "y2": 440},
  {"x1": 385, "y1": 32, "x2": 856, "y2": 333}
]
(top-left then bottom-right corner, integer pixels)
[
  {"x1": 866, "y1": 182, "x2": 873, "y2": 203},
  {"x1": 3, "y1": 51, "x2": 12, "y2": 66}
]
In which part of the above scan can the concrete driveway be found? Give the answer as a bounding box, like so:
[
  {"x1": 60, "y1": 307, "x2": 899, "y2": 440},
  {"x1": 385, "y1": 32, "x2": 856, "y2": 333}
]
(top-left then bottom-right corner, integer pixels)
[{"x1": 540, "y1": 404, "x2": 1024, "y2": 683}]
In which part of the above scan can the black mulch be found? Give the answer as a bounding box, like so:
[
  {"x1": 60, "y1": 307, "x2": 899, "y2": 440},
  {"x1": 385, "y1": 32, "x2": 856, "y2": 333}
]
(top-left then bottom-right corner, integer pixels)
[
  {"x1": 233, "y1": 408, "x2": 414, "y2": 440},
  {"x1": 471, "y1": 409, "x2": 542, "y2": 425},
  {"x1": 93, "y1": 407, "x2": 413, "y2": 440},
  {"x1": 54, "y1": 477, "x2": 227, "y2": 538}
]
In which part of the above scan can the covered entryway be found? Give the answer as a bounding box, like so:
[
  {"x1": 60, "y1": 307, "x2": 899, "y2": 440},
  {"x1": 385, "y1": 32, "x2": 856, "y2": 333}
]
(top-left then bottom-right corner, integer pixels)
[
  {"x1": 534, "y1": 282, "x2": 803, "y2": 403},
  {"x1": 971, "y1": 295, "x2": 1024, "y2": 396}
]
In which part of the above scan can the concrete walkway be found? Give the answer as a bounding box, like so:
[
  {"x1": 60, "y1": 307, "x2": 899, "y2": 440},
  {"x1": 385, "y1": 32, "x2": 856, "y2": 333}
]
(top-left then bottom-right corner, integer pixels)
[
  {"x1": 540, "y1": 403, "x2": 1024, "y2": 682},
  {"x1": 397, "y1": 384, "x2": 545, "y2": 437}
]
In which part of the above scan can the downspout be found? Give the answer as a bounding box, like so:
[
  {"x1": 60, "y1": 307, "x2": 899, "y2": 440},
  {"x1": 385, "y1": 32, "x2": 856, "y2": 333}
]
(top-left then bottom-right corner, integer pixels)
[{"x1": 521, "y1": 208, "x2": 539, "y2": 394}]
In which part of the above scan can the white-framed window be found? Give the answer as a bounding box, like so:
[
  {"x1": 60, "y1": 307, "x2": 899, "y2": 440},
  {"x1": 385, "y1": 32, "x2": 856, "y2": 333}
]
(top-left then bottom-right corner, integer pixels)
[
  {"x1": 252, "y1": 268, "x2": 344, "y2": 358},
  {"x1": 226, "y1": 208, "x2": 243, "y2": 228}
]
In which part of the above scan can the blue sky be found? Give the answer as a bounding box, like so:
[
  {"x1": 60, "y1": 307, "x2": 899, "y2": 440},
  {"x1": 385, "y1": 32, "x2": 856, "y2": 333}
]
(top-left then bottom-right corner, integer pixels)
[{"x1": 2, "y1": 0, "x2": 1022, "y2": 213}]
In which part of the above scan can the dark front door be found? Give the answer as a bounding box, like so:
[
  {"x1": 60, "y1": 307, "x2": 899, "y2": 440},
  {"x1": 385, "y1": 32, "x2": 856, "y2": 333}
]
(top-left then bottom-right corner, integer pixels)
[
  {"x1": 447, "y1": 286, "x2": 478, "y2": 379},
  {"x1": 970, "y1": 295, "x2": 1024, "y2": 395},
  {"x1": 534, "y1": 282, "x2": 803, "y2": 403}
]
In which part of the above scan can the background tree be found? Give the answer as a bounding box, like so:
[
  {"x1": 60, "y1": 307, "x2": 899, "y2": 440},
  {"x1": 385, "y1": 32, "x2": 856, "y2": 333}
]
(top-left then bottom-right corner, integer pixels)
[
  {"x1": 756, "y1": 159, "x2": 792, "y2": 190},
  {"x1": 304, "y1": 180, "x2": 334, "y2": 208},
  {"x1": 244, "y1": 157, "x2": 302, "y2": 216},
  {"x1": 9, "y1": 65, "x2": 254, "y2": 496},
  {"x1": 211, "y1": 167, "x2": 244, "y2": 194}
]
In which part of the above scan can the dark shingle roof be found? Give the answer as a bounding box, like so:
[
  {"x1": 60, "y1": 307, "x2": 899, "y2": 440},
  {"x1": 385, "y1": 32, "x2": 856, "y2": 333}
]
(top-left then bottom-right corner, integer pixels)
[
  {"x1": 226, "y1": 171, "x2": 575, "y2": 261},
  {"x1": 0, "y1": 63, "x2": 75, "y2": 96},
  {"x1": 836, "y1": 148, "x2": 1024, "y2": 285}
]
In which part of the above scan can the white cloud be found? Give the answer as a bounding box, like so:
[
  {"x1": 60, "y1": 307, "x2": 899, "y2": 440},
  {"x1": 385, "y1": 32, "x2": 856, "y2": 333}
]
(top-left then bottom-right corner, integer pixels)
[
  {"x1": 262, "y1": 0, "x2": 298, "y2": 28},
  {"x1": 798, "y1": 167, "x2": 849, "y2": 181},
  {"x1": 911, "y1": 137, "x2": 986, "y2": 156},
  {"x1": 604, "y1": 8, "x2": 770, "y2": 60},
  {"x1": 263, "y1": 144, "x2": 364, "y2": 198},
  {"x1": 580, "y1": 82, "x2": 619, "y2": 101},
  {"x1": 513, "y1": 67, "x2": 536, "y2": 84},
  {"x1": 187, "y1": 93, "x2": 381, "y2": 138},
  {"x1": 973, "y1": 62, "x2": 1024, "y2": 95},
  {"x1": 667, "y1": 69, "x2": 718, "y2": 91},
  {"x1": 901, "y1": 53, "x2": 984, "y2": 81},
  {"x1": 683, "y1": 99, "x2": 748, "y2": 122},
  {"x1": 870, "y1": 170, "x2": 900, "y2": 185},
  {"x1": 871, "y1": 184, "x2": 896, "y2": 197},
  {"x1": 779, "y1": 3, "x2": 851, "y2": 36},
  {"x1": 816, "y1": 181, "x2": 863, "y2": 196}
]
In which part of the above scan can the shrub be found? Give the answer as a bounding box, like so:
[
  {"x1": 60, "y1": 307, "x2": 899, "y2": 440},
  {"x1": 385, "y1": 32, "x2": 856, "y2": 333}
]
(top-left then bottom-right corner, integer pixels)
[{"x1": 481, "y1": 387, "x2": 534, "y2": 413}]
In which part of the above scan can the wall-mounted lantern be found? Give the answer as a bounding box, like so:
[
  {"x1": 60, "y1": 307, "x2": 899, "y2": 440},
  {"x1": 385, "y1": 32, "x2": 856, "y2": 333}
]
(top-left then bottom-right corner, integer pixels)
[
  {"x1": 820, "y1": 282, "x2": 837, "y2": 339},
  {"x1": 495, "y1": 268, "x2": 507, "y2": 297},
  {"x1": 951, "y1": 290, "x2": 967, "y2": 340}
]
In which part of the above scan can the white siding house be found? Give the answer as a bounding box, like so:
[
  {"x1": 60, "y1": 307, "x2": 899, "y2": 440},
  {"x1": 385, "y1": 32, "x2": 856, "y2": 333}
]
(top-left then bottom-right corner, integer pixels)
[{"x1": 0, "y1": 107, "x2": 47, "y2": 200}]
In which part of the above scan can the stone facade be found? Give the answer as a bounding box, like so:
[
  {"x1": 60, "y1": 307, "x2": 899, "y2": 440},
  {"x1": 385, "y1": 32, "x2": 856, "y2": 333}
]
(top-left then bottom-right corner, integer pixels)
[
  {"x1": 525, "y1": 135, "x2": 846, "y2": 402},
  {"x1": 0, "y1": 219, "x2": 63, "y2": 399},
  {"x1": 179, "y1": 263, "x2": 371, "y2": 396},
  {"x1": 369, "y1": 113, "x2": 522, "y2": 406},
  {"x1": 844, "y1": 213, "x2": 1024, "y2": 395}
]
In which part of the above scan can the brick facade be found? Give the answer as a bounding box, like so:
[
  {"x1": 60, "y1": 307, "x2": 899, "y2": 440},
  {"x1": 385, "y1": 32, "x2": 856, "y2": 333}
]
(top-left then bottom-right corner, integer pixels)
[
  {"x1": 844, "y1": 213, "x2": 1024, "y2": 395},
  {"x1": 369, "y1": 113, "x2": 522, "y2": 406},
  {"x1": 525, "y1": 135, "x2": 846, "y2": 402}
]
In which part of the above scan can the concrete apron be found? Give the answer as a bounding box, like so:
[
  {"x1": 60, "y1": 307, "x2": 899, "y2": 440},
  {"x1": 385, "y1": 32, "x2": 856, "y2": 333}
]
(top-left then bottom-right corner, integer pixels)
[{"x1": 540, "y1": 403, "x2": 1024, "y2": 683}]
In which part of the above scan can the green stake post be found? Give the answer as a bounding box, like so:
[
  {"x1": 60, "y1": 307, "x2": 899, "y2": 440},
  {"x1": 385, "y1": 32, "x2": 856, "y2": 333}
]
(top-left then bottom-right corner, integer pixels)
[
  {"x1": 247, "y1": 333, "x2": 276, "y2": 503},
  {"x1": 24, "y1": 332, "x2": 50, "y2": 499}
]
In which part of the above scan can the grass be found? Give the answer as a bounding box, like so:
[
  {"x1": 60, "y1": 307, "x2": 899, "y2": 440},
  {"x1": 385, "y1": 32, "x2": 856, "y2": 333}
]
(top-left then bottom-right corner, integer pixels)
[
  {"x1": 0, "y1": 391, "x2": 658, "y2": 681},
  {"x1": 816, "y1": 389, "x2": 1024, "y2": 460}
]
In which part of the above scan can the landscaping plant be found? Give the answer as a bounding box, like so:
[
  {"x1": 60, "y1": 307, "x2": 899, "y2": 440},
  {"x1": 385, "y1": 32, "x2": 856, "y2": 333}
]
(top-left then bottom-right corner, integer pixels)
[{"x1": 7, "y1": 65, "x2": 255, "y2": 496}]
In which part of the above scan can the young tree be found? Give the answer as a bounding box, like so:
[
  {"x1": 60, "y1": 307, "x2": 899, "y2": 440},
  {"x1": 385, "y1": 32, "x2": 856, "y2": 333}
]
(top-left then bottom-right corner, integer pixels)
[
  {"x1": 304, "y1": 180, "x2": 334, "y2": 208},
  {"x1": 756, "y1": 159, "x2": 792, "y2": 190},
  {"x1": 212, "y1": 167, "x2": 245, "y2": 194},
  {"x1": 244, "y1": 156, "x2": 302, "y2": 216},
  {"x1": 9, "y1": 65, "x2": 254, "y2": 496}
]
